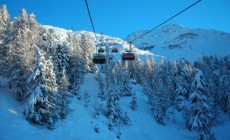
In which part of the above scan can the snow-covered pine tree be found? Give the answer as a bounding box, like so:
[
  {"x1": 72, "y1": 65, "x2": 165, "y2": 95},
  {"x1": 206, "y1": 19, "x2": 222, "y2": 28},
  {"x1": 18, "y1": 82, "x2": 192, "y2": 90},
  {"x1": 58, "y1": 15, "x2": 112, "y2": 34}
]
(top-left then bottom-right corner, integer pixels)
[
  {"x1": 95, "y1": 72, "x2": 106, "y2": 101},
  {"x1": 218, "y1": 74, "x2": 230, "y2": 115},
  {"x1": 8, "y1": 8, "x2": 38, "y2": 100},
  {"x1": 133, "y1": 57, "x2": 143, "y2": 84},
  {"x1": 80, "y1": 33, "x2": 96, "y2": 73},
  {"x1": 0, "y1": 5, "x2": 11, "y2": 76},
  {"x1": 114, "y1": 60, "x2": 122, "y2": 85},
  {"x1": 142, "y1": 55, "x2": 156, "y2": 100},
  {"x1": 24, "y1": 50, "x2": 59, "y2": 129},
  {"x1": 119, "y1": 64, "x2": 132, "y2": 96},
  {"x1": 92, "y1": 102, "x2": 100, "y2": 119},
  {"x1": 189, "y1": 68, "x2": 213, "y2": 139},
  {"x1": 0, "y1": 5, "x2": 10, "y2": 33},
  {"x1": 151, "y1": 57, "x2": 168, "y2": 125},
  {"x1": 201, "y1": 56, "x2": 219, "y2": 107},
  {"x1": 83, "y1": 90, "x2": 90, "y2": 107},
  {"x1": 180, "y1": 62, "x2": 193, "y2": 99},
  {"x1": 58, "y1": 71, "x2": 72, "y2": 119},
  {"x1": 67, "y1": 34, "x2": 85, "y2": 97},
  {"x1": 151, "y1": 77, "x2": 168, "y2": 125},
  {"x1": 107, "y1": 84, "x2": 123, "y2": 130},
  {"x1": 127, "y1": 59, "x2": 135, "y2": 79},
  {"x1": 142, "y1": 56, "x2": 154, "y2": 87},
  {"x1": 173, "y1": 60, "x2": 187, "y2": 111},
  {"x1": 130, "y1": 91, "x2": 138, "y2": 111},
  {"x1": 52, "y1": 43, "x2": 70, "y2": 84}
]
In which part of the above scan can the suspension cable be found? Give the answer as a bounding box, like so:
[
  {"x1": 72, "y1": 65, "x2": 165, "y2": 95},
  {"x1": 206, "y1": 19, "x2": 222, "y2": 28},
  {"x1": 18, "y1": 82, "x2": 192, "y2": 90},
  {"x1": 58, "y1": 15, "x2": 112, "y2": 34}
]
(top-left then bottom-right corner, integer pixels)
[
  {"x1": 129, "y1": 0, "x2": 202, "y2": 43},
  {"x1": 84, "y1": 0, "x2": 96, "y2": 38}
]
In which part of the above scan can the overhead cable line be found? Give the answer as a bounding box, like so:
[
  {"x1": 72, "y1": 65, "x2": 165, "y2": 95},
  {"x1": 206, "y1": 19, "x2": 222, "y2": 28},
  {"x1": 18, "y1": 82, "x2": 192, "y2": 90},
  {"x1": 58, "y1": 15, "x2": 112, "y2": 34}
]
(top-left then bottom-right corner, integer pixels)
[
  {"x1": 129, "y1": 0, "x2": 202, "y2": 43},
  {"x1": 84, "y1": 0, "x2": 96, "y2": 37}
]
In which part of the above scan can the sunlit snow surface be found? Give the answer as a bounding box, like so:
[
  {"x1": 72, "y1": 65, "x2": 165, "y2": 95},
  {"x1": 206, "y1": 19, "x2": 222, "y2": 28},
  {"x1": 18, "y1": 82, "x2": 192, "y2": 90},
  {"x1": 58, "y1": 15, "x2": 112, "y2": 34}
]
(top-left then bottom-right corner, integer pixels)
[
  {"x1": 1, "y1": 74, "x2": 230, "y2": 140},
  {"x1": 1, "y1": 24, "x2": 230, "y2": 140},
  {"x1": 126, "y1": 24, "x2": 230, "y2": 61}
]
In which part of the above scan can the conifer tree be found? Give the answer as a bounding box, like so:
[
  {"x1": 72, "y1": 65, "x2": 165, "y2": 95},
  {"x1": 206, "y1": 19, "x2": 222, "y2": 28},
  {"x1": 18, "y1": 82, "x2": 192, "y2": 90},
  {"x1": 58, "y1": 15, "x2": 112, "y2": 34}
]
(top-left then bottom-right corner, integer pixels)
[
  {"x1": 24, "y1": 50, "x2": 59, "y2": 129},
  {"x1": 58, "y1": 71, "x2": 71, "y2": 119},
  {"x1": 130, "y1": 91, "x2": 138, "y2": 111},
  {"x1": 119, "y1": 65, "x2": 132, "y2": 96},
  {"x1": 107, "y1": 84, "x2": 122, "y2": 130},
  {"x1": 189, "y1": 68, "x2": 213, "y2": 139},
  {"x1": 0, "y1": 5, "x2": 10, "y2": 38},
  {"x1": 151, "y1": 57, "x2": 168, "y2": 125},
  {"x1": 218, "y1": 75, "x2": 230, "y2": 115},
  {"x1": 80, "y1": 33, "x2": 96, "y2": 73},
  {"x1": 83, "y1": 90, "x2": 90, "y2": 107},
  {"x1": 173, "y1": 60, "x2": 187, "y2": 111},
  {"x1": 95, "y1": 72, "x2": 105, "y2": 101}
]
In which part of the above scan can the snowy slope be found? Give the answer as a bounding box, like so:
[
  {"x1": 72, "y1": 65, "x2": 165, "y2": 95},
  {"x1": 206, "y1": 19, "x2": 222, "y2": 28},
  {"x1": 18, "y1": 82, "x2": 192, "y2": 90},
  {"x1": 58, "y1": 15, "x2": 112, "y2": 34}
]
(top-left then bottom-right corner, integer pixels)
[
  {"x1": 1, "y1": 75, "x2": 230, "y2": 140},
  {"x1": 126, "y1": 24, "x2": 230, "y2": 61}
]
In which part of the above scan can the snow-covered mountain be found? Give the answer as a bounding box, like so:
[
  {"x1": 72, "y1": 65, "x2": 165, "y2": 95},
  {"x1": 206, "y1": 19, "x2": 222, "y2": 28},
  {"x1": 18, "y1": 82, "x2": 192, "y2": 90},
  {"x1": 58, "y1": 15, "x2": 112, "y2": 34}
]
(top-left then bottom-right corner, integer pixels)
[
  {"x1": 126, "y1": 24, "x2": 230, "y2": 61},
  {"x1": 42, "y1": 25, "x2": 152, "y2": 61}
]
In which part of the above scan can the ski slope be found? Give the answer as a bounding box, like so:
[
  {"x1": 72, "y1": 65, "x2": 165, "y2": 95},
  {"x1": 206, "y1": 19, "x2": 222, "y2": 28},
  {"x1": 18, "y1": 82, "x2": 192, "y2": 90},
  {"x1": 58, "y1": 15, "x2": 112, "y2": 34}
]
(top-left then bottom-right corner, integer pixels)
[{"x1": 1, "y1": 74, "x2": 230, "y2": 140}]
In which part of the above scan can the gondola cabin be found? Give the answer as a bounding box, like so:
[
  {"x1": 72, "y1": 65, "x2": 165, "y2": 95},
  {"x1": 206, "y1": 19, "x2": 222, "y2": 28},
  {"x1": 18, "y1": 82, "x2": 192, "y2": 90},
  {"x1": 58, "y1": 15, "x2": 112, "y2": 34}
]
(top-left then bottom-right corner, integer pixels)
[
  {"x1": 93, "y1": 54, "x2": 106, "y2": 64},
  {"x1": 122, "y1": 51, "x2": 135, "y2": 61},
  {"x1": 98, "y1": 48, "x2": 104, "y2": 53},
  {"x1": 112, "y1": 48, "x2": 118, "y2": 53}
]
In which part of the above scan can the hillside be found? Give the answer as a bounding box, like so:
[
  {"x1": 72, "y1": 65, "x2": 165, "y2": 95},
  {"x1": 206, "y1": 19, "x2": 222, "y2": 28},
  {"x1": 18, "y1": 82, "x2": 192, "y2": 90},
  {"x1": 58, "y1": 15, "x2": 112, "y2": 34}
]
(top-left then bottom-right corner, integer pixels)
[
  {"x1": 1, "y1": 74, "x2": 230, "y2": 140},
  {"x1": 42, "y1": 25, "x2": 152, "y2": 61},
  {"x1": 126, "y1": 24, "x2": 230, "y2": 61}
]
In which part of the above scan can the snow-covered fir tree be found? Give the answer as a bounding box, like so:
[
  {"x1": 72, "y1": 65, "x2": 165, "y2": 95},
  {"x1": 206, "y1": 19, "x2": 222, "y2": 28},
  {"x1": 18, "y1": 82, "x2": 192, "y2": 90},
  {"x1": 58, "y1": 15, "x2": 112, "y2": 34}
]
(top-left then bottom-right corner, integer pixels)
[
  {"x1": 107, "y1": 84, "x2": 123, "y2": 130},
  {"x1": 119, "y1": 64, "x2": 132, "y2": 96},
  {"x1": 142, "y1": 56, "x2": 156, "y2": 104},
  {"x1": 130, "y1": 91, "x2": 138, "y2": 111},
  {"x1": 52, "y1": 43, "x2": 70, "y2": 83},
  {"x1": 173, "y1": 60, "x2": 188, "y2": 111},
  {"x1": 58, "y1": 71, "x2": 72, "y2": 119},
  {"x1": 189, "y1": 68, "x2": 214, "y2": 139},
  {"x1": 0, "y1": 5, "x2": 10, "y2": 33},
  {"x1": 0, "y1": 5, "x2": 11, "y2": 76},
  {"x1": 218, "y1": 74, "x2": 230, "y2": 115},
  {"x1": 83, "y1": 90, "x2": 90, "y2": 107},
  {"x1": 95, "y1": 72, "x2": 106, "y2": 101},
  {"x1": 7, "y1": 8, "x2": 41, "y2": 100},
  {"x1": 80, "y1": 33, "x2": 97, "y2": 73},
  {"x1": 24, "y1": 50, "x2": 59, "y2": 129},
  {"x1": 151, "y1": 57, "x2": 169, "y2": 125},
  {"x1": 133, "y1": 57, "x2": 143, "y2": 84},
  {"x1": 114, "y1": 60, "x2": 122, "y2": 85},
  {"x1": 67, "y1": 35, "x2": 85, "y2": 97}
]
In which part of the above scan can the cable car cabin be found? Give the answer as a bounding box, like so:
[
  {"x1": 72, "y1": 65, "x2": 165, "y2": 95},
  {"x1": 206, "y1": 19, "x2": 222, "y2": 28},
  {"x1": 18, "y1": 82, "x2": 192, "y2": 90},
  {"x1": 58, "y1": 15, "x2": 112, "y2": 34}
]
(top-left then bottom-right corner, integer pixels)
[
  {"x1": 122, "y1": 51, "x2": 135, "y2": 61},
  {"x1": 93, "y1": 54, "x2": 106, "y2": 64},
  {"x1": 112, "y1": 48, "x2": 118, "y2": 53},
  {"x1": 98, "y1": 48, "x2": 104, "y2": 53}
]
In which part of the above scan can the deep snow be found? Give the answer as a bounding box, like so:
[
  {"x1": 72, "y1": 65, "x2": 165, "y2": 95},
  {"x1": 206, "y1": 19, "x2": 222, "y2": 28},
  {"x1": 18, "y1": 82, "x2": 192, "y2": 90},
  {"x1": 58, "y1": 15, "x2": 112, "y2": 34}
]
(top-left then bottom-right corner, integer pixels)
[{"x1": 1, "y1": 74, "x2": 230, "y2": 140}]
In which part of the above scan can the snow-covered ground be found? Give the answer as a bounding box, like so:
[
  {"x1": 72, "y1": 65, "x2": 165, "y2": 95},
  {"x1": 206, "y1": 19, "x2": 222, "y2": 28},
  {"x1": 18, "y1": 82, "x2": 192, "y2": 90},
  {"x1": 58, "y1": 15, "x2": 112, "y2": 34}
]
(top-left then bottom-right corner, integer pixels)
[{"x1": 1, "y1": 74, "x2": 230, "y2": 140}]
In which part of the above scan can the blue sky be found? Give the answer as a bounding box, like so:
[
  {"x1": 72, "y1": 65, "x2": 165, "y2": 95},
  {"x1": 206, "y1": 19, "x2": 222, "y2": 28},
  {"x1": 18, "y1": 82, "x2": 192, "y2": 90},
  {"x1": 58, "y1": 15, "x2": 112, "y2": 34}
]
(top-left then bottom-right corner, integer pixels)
[{"x1": 1, "y1": 0, "x2": 230, "y2": 39}]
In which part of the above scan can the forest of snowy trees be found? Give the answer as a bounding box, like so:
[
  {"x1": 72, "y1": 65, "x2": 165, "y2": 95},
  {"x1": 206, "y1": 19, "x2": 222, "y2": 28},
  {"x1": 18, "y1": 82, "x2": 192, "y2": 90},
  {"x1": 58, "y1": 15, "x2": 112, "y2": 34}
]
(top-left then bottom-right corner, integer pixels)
[
  {"x1": 0, "y1": 5, "x2": 230, "y2": 139},
  {"x1": 0, "y1": 5, "x2": 96, "y2": 129}
]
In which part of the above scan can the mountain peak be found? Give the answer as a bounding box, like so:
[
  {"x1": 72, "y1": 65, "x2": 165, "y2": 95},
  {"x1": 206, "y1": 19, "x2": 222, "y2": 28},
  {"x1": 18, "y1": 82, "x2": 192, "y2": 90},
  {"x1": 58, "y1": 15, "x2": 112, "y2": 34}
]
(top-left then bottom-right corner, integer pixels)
[{"x1": 126, "y1": 24, "x2": 230, "y2": 61}]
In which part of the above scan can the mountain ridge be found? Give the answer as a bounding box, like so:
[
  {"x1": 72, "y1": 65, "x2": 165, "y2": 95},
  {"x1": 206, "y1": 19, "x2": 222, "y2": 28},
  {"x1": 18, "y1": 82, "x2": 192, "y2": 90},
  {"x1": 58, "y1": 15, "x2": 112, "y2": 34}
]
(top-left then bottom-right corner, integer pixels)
[{"x1": 126, "y1": 24, "x2": 230, "y2": 61}]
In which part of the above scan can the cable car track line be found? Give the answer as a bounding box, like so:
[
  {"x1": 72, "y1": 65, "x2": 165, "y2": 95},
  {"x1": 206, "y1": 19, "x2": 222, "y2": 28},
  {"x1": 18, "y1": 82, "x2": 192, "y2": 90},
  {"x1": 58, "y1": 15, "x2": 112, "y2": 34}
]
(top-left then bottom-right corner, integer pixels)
[
  {"x1": 84, "y1": 0, "x2": 96, "y2": 38},
  {"x1": 130, "y1": 0, "x2": 202, "y2": 43}
]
